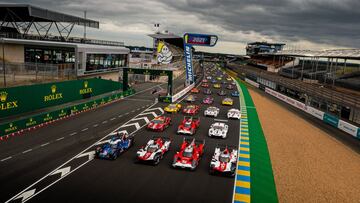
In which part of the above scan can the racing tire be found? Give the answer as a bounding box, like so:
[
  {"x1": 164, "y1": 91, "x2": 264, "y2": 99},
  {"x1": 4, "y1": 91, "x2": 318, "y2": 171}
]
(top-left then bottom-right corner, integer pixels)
[
  {"x1": 190, "y1": 160, "x2": 198, "y2": 171},
  {"x1": 154, "y1": 155, "x2": 161, "y2": 165}
]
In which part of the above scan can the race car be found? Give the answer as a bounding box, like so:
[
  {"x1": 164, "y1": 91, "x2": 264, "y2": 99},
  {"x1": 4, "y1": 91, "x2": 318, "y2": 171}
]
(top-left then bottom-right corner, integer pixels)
[
  {"x1": 204, "y1": 106, "x2": 220, "y2": 117},
  {"x1": 172, "y1": 138, "x2": 205, "y2": 170},
  {"x1": 208, "y1": 122, "x2": 229, "y2": 138},
  {"x1": 231, "y1": 81, "x2": 236, "y2": 86},
  {"x1": 213, "y1": 83, "x2": 221, "y2": 89},
  {"x1": 218, "y1": 89, "x2": 226, "y2": 96},
  {"x1": 226, "y1": 84, "x2": 234, "y2": 90},
  {"x1": 183, "y1": 105, "x2": 200, "y2": 115},
  {"x1": 226, "y1": 77, "x2": 232, "y2": 81},
  {"x1": 209, "y1": 146, "x2": 237, "y2": 176},
  {"x1": 185, "y1": 95, "x2": 196, "y2": 102},
  {"x1": 211, "y1": 79, "x2": 217, "y2": 84},
  {"x1": 203, "y1": 88, "x2": 212, "y2": 95},
  {"x1": 202, "y1": 96, "x2": 214, "y2": 104},
  {"x1": 201, "y1": 83, "x2": 209, "y2": 88},
  {"x1": 136, "y1": 136, "x2": 171, "y2": 165},
  {"x1": 147, "y1": 116, "x2": 172, "y2": 131},
  {"x1": 227, "y1": 108, "x2": 241, "y2": 119},
  {"x1": 221, "y1": 81, "x2": 227, "y2": 85},
  {"x1": 216, "y1": 77, "x2": 222, "y2": 81},
  {"x1": 206, "y1": 76, "x2": 212, "y2": 80},
  {"x1": 95, "y1": 132, "x2": 134, "y2": 160},
  {"x1": 222, "y1": 98, "x2": 233, "y2": 106},
  {"x1": 202, "y1": 79, "x2": 208, "y2": 83},
  {"x1": 164, "y1": 103, "x2": 182, "y2": 113},
  {"x1": 191, "y1": 87, "x2": 200, "y2": 94},
  {"x1": 177, "y1": 116, "x2": 200, "y2": 135},
  {"x1": 231, "y1": 91, "x2": 239, "y2": 97}
]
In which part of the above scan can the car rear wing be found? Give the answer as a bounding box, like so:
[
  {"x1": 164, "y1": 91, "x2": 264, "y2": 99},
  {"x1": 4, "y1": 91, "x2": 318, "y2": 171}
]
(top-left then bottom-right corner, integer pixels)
[
  {"x1": 152, "y1": 136, "x2": 171, "y2": 142},
  {"x1": 183, "y1": 138, "x2": 205, "y2": 146},
  {"x1": 216, "y1": 144, "x2": 237, "y2": 151},
  {"x1": 183, "y1": 116, "x2": 200, "y2": 121}
]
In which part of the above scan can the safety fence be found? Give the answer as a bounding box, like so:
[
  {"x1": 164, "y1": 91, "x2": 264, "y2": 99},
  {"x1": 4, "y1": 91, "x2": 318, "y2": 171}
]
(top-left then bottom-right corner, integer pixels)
[
  {"x1": 0, "y1": 78, "x2": 123, "y2": 118},
  {"x1": 0, "y1": 88, "x2": 135, "y2": 139}
]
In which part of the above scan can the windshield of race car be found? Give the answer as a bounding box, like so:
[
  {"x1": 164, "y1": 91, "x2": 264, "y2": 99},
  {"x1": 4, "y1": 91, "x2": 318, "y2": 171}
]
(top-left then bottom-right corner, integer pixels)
[
  {"x1": 152, "y1": 119, "x2": 164, "y2": 124},
  {"x1": 168, "y1": 104, "x2": 177, "y2": 108},
  {"x1": 183, "y1": 150, "x2": 193, "y2": 158},
  {"x1": 212, "y1": 125, "x2": 224, "y2": 130},
  {"x1": 147, "y1": 145, "x2": 158, "y2": 152},
  {"x1": 219, "y1": 155, "x2": 230, "y2": 162},
  {"x1": 184, "y1": 121, "x2": 192, "y2": 128}
]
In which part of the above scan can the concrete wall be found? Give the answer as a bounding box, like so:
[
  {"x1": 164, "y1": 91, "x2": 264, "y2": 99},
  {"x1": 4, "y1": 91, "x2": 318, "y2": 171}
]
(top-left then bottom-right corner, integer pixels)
[{"x1": 0, "y1": 43, "x2": 24, "y2": 63}]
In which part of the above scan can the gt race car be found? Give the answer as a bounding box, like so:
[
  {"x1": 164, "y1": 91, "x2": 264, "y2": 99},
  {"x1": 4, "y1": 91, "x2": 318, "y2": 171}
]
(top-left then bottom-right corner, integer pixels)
[
  {"x1": 201, "y1": 83, "x2": 209, "y2": 88},
  {"x1": 203, "y1": 88, "x2": 212, "y2": 95},
  {"x1": 164, "y1": 103, "x2": 182, "y2": 113},
  {"x1": 183, "y1": 105, "x2": 200, "y2": 115},
  {"x1": 226, "y1": 84, "x2": 234, "y2": 90},
  {"x1": 95, "y1": 132, "x2": 134, "y2": 160},
  {"x1": 136, "y1": 136, "x2": 171, "y2": 165},
  {"x1": 209, "y1": 145, "x2": 237, "y2": 176},
  {"x1": 213, "y1": 83, "x2": 221, "y2": 89},
  {"x1": 208, "y1": 122, "x2": 229, "y2": 138},
  {"x1": 147, "y1": 116, "x2": 172, "y2": 131},
  {"x1": 218, "y1": 90, "x2": 227, "y2": 96},
  {"x1": 172, "y1": 138, "x2": 205, "y2": 170},
  {"x1": 231, "y1": 91, "x2": 239, "y2": 97},
  {"x1": 185, "y1": 95, "x2": 196, "y2": 102},
  {"x1": 204, "y1": 106, "x2": 220, "y2": 117},
  {"x1": 222, "y1": 98, "x2": 233, "y2": 106},
  {"x1": 191, "y1": 87, "x2": 200, "y2": 94},
  {"x1": 227, "y1": 108, "x2": 241, "y2": 119},
  {"x1": 202, "y1": 96, "x2": 214, "y2": 104},
  {"x1": 177, "y1": 116, "x2": 200, "y2": 135}
]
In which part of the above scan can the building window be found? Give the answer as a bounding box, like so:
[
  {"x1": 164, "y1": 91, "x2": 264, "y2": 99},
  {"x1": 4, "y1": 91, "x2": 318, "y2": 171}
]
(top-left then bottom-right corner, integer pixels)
[{"x1": 86, "y1": 53, "x2": 127, "y2": 72}]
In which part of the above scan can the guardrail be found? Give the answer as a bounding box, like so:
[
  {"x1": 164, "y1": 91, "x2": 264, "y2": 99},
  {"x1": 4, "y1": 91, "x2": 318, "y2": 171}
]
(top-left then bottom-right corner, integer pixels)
[
  {"x1": 221, "y1": 66, "x2": 360, "y2": 139},
  {"x1": 0, "y1": 88, "x2": 135, "y2": 140}
]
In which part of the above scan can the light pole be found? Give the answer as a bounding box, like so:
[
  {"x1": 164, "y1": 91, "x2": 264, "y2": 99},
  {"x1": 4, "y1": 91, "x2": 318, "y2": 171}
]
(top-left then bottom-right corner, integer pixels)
[{"x1": 2, "y1": 38, "x2": 6, "y2": 87}]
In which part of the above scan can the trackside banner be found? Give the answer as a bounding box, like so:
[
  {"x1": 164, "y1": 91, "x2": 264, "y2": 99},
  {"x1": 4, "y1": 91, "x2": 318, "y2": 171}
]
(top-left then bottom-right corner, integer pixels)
[
  {"x1": 172, "y1": 83, "x2": 195, "y2": 102},
  {"x1": 184, "y1": 44, "x2": 194, "y2": 84}
]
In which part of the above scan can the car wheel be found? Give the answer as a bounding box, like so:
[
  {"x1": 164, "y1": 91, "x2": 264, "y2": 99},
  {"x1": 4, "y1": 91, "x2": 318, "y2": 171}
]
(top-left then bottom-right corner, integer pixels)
[
  {"x1": 154, "y1": 155, "x2": 160, "y2": 165},
  {"x1": 191, "y1": 160, "x2": 197, "y2": 171}
]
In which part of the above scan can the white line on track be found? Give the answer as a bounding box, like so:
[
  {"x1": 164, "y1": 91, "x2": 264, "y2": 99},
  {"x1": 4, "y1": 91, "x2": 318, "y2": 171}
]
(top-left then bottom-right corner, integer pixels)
[
  {"x1": 110, "y1": 117, "x2": 116, "y2": 121},
  {"x1": 118, "y1": 115, "x2": 122, "y2": 118},
  {"x1": 93, "y1": 124, "x2": 99, "y2": 127},
  {"x1": 102, "y1": 120, "x2": 108, "y2": 124},
  {"x1": 81, "y1": 128, "x2": 88, "y2": 132},
  {"x1": 1, "y1": 156, "x2": 12, "y2": 162},
  {"x1": 56, "y1": 137, "x2": 64, "y2": 141},
  {"x1": 69, "y1": 132, "x2": 77, "y2": 136},
  {"x1": 22, "y1": 149, "x2": 33, "y2": 154},
  {"x1": 40, "y1": 142, "x2": 50, "y2": 147},
  {"x1": 214, "y1": 119, "x2": 229, "y2": 122}
]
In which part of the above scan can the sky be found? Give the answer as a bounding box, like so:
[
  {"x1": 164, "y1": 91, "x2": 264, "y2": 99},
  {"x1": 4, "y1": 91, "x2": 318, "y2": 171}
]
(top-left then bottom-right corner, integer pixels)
[{"x1": 4, "y1": 0, "x2": 360, "y2": 55}]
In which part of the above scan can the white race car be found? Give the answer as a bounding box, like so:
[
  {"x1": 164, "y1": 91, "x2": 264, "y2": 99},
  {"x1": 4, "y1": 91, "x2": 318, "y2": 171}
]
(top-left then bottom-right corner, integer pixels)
[
  {"x1": 136, "y1": 137, "x2": 171, "y2": 165},
  {"x1": 227, "y1": 108, "x2": 241, "y2": 119},
  {"x1": 210, "y1": 146, "x2": 237, "y2": 176},
  {"x1": 204, "y1": 106, "x2": 220, "y2": 117},
  {"x1": 208, "y1": 122, "x2": 229, "y2": 138}
]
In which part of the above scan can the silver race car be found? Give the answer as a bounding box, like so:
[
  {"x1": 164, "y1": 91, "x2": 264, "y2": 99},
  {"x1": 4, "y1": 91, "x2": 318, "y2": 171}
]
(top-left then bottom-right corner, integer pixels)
[
  {"x1": 208, "y1": 122, "x2": 229, "y2": 138},
  {"x1": 209, "y1": 146, "x2": 237, "y2": 176},
  {"x1": 227, "y1": 108, "x2": 241, "y2": 119},
  {"x1": 204, "y1": 106, "x2": 220, "y2": 117}
]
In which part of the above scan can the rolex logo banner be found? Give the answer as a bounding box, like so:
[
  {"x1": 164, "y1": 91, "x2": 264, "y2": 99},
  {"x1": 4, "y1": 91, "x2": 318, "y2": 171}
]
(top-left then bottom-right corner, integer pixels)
[{"x1": 0, "y1": 78, "x2": 122, "y2": 118}]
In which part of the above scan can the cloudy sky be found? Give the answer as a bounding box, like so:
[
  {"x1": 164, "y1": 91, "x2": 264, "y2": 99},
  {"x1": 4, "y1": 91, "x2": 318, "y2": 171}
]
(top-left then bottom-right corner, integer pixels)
[{"x1": 5, "y1": 0, "x2": 360, "y2": 54}]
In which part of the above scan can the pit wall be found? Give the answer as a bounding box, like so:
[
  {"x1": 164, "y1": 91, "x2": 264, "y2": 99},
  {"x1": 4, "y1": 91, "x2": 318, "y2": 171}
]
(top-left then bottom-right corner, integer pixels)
[
  {"x1": 0, "y1": 88, "x2": 135, "y2": 139},
  {"x1": 0, "y1": 78, "x2": 123, "y2": 118}
]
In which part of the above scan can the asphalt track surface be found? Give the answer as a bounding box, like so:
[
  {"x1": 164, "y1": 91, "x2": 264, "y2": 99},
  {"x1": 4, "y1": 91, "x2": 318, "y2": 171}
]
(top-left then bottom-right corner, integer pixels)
[{"x1": 1, "y1": 64, "x2": 240, "y2": 203}]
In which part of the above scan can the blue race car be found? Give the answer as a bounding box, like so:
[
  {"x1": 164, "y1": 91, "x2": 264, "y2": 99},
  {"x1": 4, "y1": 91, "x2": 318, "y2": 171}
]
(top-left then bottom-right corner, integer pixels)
[
  {"x1": 95, "y1": 132, "x2": 134, "y2": 160},
  {"x1": 231, "y1": 91, "x2": 239, "y2": 97}
]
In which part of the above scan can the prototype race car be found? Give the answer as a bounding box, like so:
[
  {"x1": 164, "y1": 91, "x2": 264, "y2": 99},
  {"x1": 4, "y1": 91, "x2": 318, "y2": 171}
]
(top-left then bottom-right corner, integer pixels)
[
  {"x1": 209, "y1": 146, "x2": 237, "y2": 176},
  {"x1": 164, "y1": 103, "x2": 182, "y2": 113},
  {"x1": 216, "y1": 77, "x2": 222, "y2": 81},
  {"x1": 204, "y1": 106, "x2": 220, "y2": 117},
  {"x1": 201, "y1": 83, "x2": 209, "y2": 88},
  {"x1": 222, "y1": 98, "x2": 233, "y2": 106},
  {"x1": 191, "y1": 87, "x2": 200, "y2": 94},
  {"x1": 206, "y1": 76, "x2": 212, "y2": 80},
  {"x1": 227, "y1": 108, "x2": 241, "y2": 119},
  {"x1": 147, "y1": 116, "x2": 172, "y2": 131},
  {"x1": 95, "y1": 132, "x2": 134, "y2": 160},
  {"x1": 202, "y1": 79, "x2": 208, "y2": 83},
  {"x1": 218, "y1": 89, "x2": 227, "y2": 96},
  {"x1": 185, "y1": 95, "x2": 196, "y2": 102},
  {"x1": 172, "y1": 138, "x2": 205, "y2": 170},
  {"x1": 231, "y1": 91, "x2": 239, "y2": 97},
  {"x1": 183, "y1": 105, "x2": 200, "y2": 115},
  {"x1": 226, "y1": 77, "x2": 232, "y2": 81},
  {"x1": 208, "y1": 122, "x2": 229, "y2": 138},
  {"x1": 211, "y1": 79, "x2": 217, "y2": 84},
  {"x1": 213, "y1": 84, "x2": 221, "y2": 89},
  {"x1": 177, "y1": 116, "x2": 200, "y2": 135},
  {"x1": 226, "y1": 84, "x2": 234, "y2": 90},
  {"x1": 136, "y1": 136, "x2": 171, "y2": 165},
  {"x1": 202, "y1": 96, "x2": 214, "y2": 104},
  {"x1": 203, "y1": 88, "x2": 212, "y2": 95}
]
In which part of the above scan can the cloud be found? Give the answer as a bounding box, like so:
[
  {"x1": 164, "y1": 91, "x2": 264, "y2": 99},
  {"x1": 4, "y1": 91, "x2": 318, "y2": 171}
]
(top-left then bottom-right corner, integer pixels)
[{"x1": 4, "y1": 0, "x2": 360, "y2": 53}]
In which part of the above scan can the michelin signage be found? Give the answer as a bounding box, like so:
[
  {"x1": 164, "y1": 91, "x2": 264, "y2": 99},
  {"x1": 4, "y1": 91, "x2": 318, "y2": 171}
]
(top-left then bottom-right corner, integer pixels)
[{"x1": 183, "y1": 33, "x2": 218, "y2": 85}]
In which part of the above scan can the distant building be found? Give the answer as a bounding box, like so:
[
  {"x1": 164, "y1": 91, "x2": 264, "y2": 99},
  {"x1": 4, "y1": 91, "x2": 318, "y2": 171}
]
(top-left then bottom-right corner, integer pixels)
[{"x1": 246, "y1": 42, "x2": 285, "y2": 56}]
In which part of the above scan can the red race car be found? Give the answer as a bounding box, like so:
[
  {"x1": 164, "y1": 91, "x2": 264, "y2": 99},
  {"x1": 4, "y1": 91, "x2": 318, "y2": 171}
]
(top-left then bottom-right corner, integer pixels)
[
  {"x1": 191, "y1": 87, "x2": 200, "y2": 94},
  {"x1": 172, "y1": 138, "x2": 205, "y2": 170},
  {"x1": 147, "y1": 116, "x2": 171, "y2": 131},
  {"x1": 202, "y1": 79, "x2": 208, "y2": 83},
  {"x1": 182, "y1": 105, "x2": 200, "y2": 115},
  {"x1": 177, "y1": 116, "x2": 200, "y2": 135},
  {"x1": 201, "y1": 83, "x2": 209, "y2": 88}
]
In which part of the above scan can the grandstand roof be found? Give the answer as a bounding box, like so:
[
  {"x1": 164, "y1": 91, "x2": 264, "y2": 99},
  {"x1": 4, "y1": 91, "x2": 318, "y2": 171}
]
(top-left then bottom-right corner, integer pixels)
[
  {"x1": 269, "y1": 49, "x2": 360, "y2": 60},
  {"x1": 148, "y1": 33, "x2": 182, "y2": 39},
  {"x1": 0, "y1": 4, "x2": 99, "y2": 28},
  {"x1": 247, "y1": 42, "x2": 285, "y2": 46}
]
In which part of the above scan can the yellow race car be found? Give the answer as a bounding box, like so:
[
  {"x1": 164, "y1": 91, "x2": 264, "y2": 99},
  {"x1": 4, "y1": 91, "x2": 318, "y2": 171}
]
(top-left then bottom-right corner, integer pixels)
[
  {"x1": 216, "y1": 77, "x2": 222, "y2": 81},
  {"x1": 222, "y1": 98, "x2": 234, "y2": 106},
  {"x1": 164, "y1": 103, "x2": 182, "y2": 113},
  {"x1": 213, "y1": 83, "x2": 221, "y2": 89},
  {"x1": 226, "y1": 77, "x2": 232, "y2": 81}
]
